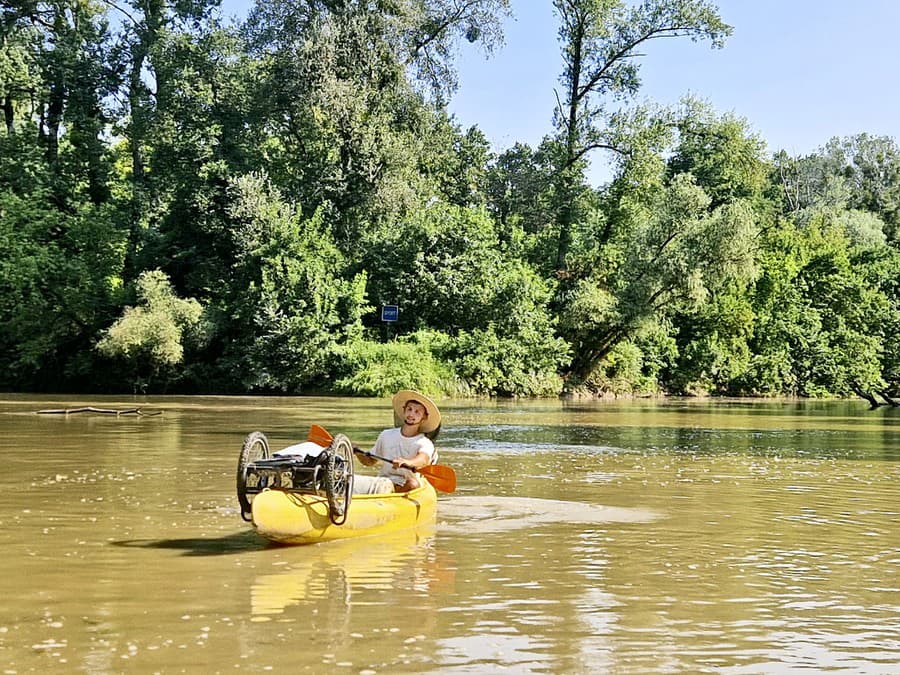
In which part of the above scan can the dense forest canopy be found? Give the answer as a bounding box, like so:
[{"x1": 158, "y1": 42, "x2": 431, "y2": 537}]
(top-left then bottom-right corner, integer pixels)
[{"x1": 1, "y1": 0, "x2": 899, "y2": 403}]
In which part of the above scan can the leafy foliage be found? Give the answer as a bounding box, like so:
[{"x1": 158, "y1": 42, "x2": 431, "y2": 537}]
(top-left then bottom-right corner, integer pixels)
[
  {"x1": 212, "y1": 174, "x2": 369, "y2": 392},
  {"x1": 1, "y1": 0, "x2": 899, "y2": 404},
  {"x1": 333, "y1": 331, "x2": 457, "y2": 398},
  {"x1": 96, "y1": 270, "x2": 205, "y2": 388},
  {"x1": 740, "y1": 218, "x2": 890, "y2": 397},
  {"x1": 0, "y1": 188, "x2": 126, "y2": 389},
  {"x1": 549, "y1": 0, "x2": 732, "y2": 270}
]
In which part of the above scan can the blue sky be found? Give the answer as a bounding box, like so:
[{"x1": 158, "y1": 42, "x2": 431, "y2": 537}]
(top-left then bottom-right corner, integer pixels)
[
  {"x1": 220, "y1": 1, "x2": 900, "y2": 184},
  {"x1": 450, "y1": 1, "x2": 900, "y2": 177}
]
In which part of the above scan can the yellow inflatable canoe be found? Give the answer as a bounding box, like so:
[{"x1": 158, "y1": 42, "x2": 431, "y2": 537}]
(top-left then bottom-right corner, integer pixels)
[{"x1": 250, "y1": 479, "x2": 438, "y2": 545}]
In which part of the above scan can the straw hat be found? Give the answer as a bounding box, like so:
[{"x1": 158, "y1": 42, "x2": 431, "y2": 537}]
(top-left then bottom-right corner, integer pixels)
[{"x1": 392, "y1": 390, "x2": 441, "y2": 434}]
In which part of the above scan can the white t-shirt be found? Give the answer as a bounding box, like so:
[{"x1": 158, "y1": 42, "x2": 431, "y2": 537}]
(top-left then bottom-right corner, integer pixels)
[{"x1": 372, "y1": 427, "x2": 436, "y2": 486}]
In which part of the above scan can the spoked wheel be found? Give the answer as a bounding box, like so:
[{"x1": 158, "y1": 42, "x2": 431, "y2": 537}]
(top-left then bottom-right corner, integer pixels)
[
  {"x1": 323, "y1": 433, "x2": 354, "y2": 525},
  {"x1": 237, "y1": 431, "x2": 270, "y2": 522}
]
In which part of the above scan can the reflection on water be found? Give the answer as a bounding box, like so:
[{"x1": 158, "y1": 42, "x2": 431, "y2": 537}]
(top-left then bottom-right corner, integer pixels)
[
  {"x1": 0, "y1": 395, "x2": 898, "y2": 673},
  {"x1": 250, "y1": 527, "x2": 441, "y2": 618}
]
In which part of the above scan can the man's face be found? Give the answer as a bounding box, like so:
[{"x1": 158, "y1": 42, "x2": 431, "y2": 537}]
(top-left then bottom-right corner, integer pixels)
[{"x1": 403, "y1": 401, "x2": 428, "y2": 427}]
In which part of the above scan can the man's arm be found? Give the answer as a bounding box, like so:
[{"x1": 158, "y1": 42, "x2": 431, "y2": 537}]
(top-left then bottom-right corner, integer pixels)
[{"x1": 392, "y1": 449, "x2": 431, "y2": 471}]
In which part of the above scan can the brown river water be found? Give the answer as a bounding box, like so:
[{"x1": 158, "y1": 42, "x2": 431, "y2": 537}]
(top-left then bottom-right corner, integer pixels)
[{"x1": 0, "y1": 395, "x2": 897, "y2": 673}]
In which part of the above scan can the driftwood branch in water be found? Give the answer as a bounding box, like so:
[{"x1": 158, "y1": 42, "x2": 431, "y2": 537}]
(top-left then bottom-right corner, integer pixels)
[{"x1": 36, "y1": 407, "x2": 163, "y2": 416}]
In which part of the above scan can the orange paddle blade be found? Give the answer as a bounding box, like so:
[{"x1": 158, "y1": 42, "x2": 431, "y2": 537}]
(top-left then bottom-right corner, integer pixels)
[
  {"x1": 307, "y1": 424, "x2": 333, "y2": 447},
  {"x1": 419, "y1": 464, "x2": 457, "y2": 493}
]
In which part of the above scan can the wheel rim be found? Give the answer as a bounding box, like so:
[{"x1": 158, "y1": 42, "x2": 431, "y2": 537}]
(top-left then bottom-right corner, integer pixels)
[
  {"x1": 324, "y1": 434, "x2": 354, "y2": 525},
  {"x1": 237, "y1": 431, "x2": 269, "y2": 521}
]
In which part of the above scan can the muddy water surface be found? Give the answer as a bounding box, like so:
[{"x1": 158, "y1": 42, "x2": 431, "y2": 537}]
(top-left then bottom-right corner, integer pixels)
[{"x1": 1, "y1": 395, "x2": 898, "y2": 673}]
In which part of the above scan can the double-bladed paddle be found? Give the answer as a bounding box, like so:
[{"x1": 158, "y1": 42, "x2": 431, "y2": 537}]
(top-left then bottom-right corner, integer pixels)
[{"x1": 308, "y1": 424, "x2": 457, "y2": 493}]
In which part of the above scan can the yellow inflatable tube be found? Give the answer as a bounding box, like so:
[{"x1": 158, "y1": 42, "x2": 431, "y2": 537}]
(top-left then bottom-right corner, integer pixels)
[{"x1": 251, "y1": 480, "x2": 438, "y2": 545}]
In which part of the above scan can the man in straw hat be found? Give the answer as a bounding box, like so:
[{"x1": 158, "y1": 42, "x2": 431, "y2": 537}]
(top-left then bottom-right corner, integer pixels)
[{"x1": 352, "y1": 390, "x2": 442, "y2": 494}]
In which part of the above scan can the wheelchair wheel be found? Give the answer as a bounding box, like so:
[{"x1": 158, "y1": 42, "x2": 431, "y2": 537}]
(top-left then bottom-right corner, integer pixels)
[
  {"x1": 237, "y1": 431, "x2": 270, "y2": 522},
  {"x1": 324, "y1": 433, "x2": 354, "y2": 525}
]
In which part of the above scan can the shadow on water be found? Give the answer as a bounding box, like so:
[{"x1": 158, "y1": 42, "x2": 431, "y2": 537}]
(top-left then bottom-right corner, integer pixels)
[{"x1": 112, "y1": 529, "x2": 270, "y2": 556}]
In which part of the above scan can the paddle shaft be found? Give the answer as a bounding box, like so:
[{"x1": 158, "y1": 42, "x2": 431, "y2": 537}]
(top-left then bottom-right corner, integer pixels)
[{"x1": 358, "y1": 450, "x2": 421, "y2": 472}]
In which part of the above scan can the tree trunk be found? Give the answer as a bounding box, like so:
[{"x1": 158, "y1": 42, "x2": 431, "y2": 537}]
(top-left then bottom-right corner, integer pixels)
[
  {"x1": 566, "y1": 326, "x2": 625, "y2": 381},
  {"x1": 124, "y1": 0, "x2": 165, "y2": 276},
  {"x1": 2, "y1": 95, "x2": 12, "y2": 134},
  {"x1": 554, "y1": 6, "x2": 585, "y2": 272},
  {"x1": 128, "y1": 51, "x2": 147, "y2": 196},
  {"x1": 877, "y1": 390, "x2": 899, "y2": 407},
  {"x1": 127, "y1": 0, "x2": 165, "y2": 207},
  {"x1": 45, "y1": 81, "x2": 64, "y2": 166},
  {"x1": 850, "y1": 381, "x2": 881, "y2": 409}
]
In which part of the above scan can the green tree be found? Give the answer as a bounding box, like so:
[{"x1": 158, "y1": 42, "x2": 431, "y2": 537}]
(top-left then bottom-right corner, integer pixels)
[
  {"x1": 550, "y1": 0, "x2": 731, "y2": 271},
  {"x1": 741, "y1": 216, "x2": 889, "y2": 397},
  {"x1": 666, "y1": 290, "x2": 754, "y2": 395},
  {"x1": 0, "y1": 1, "x2": 128, "y2": 391},
  {"x1": 240, "y1": 0, "x2": 510, "y2": 254},
  {"x1": 428, "y1": 123, "x2": 492, "y2": 208},
  {"x1": 861, "y1": 245, "x2": 900, "y2": 401},
  {"x1": 661, "y1": 108, "x2": 772, "y2": 393},
  {"x1": 486, "y1": 141, "x2": 557, "y2": 243},
  {"x1": 776, "y1": 134, "x2": 900, "y2": 243},
  {"x1": 137, "y1": 23, "x2": 259, "y2": 297},
  {"x1": 554, "y1": 106, "x2": 765, "y2": 385},
  {"x1": 401, "y1": 0, "x2": 512, "y2": 101},
  {"x1": 361, "y1": 201, "x2": 569, "y2": 396},
  {"x1": 362, "y1": 203, "x2": 535, "y2": 330},
  {"x1": 561, "y1": 170, "x2": 758, "y2": 381},
  {"x1": 668, "y1": 110, "x2": 770, "y2": 208},
  {"x1": 767, "y1": 137, "x2": 900, "y2": 400},
  {"x1": 1, "y1": 0, "x2": 114, "y2": 204},
  {"x1": 106, "y1": 0, "x2": 222, "y2": 274},
  {"x1": 218, "y1": 173, "x2": 369, "y2": 392},
  {"x1": 0, "y1": 189, "x2": 127, "y2": 389},
  {"x1": 333, "y1": 331, "x2": 457, "y2": 397},
  {"x1": 96, "y1": 269, "x2": 205, "y2": 389}
]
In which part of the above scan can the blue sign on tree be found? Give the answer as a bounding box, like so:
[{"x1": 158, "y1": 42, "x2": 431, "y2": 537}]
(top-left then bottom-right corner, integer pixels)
[{"x1": 381, "y1": 305, "x2": 399, "y2": 322}]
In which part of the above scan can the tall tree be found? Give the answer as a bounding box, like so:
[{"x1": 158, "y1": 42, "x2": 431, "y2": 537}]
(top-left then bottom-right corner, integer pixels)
[
  {"x1": 241, "y1": 0, "x2": 509, "y2": 253},
  {"x1": 0, "y1": 0, "x2": 113, "y2": 203},
  {"x1": 0, "y1": 1, "x2": 126, "y2": 390},
  {"x1": 486, "y1": 142, "x2": 555, "y2": 234},
  {"x1": 550, "y1": 0, "x2": 731, "y2": 271},
  {"x1": 106, "y1": 0, "x2": 220, "y2": 273},
  {"x1": 219, "y1": 173, "x2": 369, "y2": 392},
  {"x1": 776, "y1": 134, "x2": 900, "y2": 243},
  {"x1": 558, "y1": 105, "x2": 765, "y2": 382},
  {"x1": 138, "y1": 22, "x2": 256, "y2": 296}
]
